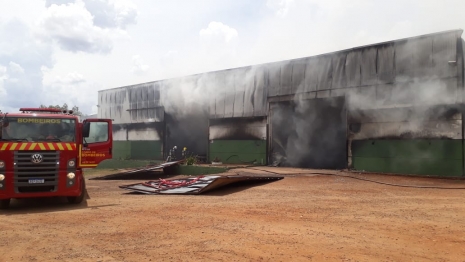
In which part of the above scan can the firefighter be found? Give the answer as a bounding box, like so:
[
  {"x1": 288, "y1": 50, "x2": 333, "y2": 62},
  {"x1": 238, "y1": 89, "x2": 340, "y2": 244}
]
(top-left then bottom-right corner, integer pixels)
[
  {"x1": 172, "y1": 146, "x2": 178, "y2": 159},
  {"x1": 182, "y1": 147, "x2": 188, "y2": 158},
  {"x1": 166, "y1": 146, "x2": 178, "y2": 162}
]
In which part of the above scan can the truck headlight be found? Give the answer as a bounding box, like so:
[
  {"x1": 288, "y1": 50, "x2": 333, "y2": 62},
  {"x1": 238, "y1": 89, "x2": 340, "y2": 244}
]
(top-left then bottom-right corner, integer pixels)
[
  {"x1": 0, "y1": 161, "x2": 4, "y2": 168},
  {"x1": 68, "y1": 160, "x2": 75, "y2": 167},
  {"x1": 67, "y1": 172, "x2": 75, "y2": 179},
  {"x1": 0, "y1": 174, "x2": 5, "y2": 181}
]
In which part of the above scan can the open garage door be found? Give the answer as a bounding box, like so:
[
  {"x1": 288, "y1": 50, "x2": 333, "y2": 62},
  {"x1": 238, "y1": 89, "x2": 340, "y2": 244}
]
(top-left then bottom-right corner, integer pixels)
[
  {"x1": 164, "y1": 111, "x2": 209, "y2": 162},
  {"x1": 270, "y1": 96, "x2": 347, "y2": 169}
]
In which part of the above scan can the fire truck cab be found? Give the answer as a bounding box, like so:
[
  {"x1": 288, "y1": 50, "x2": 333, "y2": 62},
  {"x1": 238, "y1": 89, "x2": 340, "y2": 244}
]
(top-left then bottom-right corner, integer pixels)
[{"x1": 0, "y1": 108, "x2": 113, "y2": 209}]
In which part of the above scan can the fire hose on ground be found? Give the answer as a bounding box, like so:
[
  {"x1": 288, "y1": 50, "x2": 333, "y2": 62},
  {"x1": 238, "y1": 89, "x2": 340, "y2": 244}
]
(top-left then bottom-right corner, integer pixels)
[{"x1": 142, "y1": 175, "x2": 206, "y2": 190}]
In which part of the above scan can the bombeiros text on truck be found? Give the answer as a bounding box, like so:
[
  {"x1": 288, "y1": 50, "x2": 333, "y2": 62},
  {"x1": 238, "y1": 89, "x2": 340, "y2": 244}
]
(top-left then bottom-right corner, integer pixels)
[{"x1": 0, "y1": 107, "x2": 113, "y2": 209}]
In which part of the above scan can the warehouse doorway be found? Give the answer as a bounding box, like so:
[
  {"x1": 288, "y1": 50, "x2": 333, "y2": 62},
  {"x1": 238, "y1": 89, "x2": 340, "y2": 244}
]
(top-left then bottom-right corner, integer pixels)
[
  {"x1": 269, "y1": 96, "x2": 347, "y2": 169},
  {"x1": 164, "y1": 110, "x2": 209, "y2": 162}
]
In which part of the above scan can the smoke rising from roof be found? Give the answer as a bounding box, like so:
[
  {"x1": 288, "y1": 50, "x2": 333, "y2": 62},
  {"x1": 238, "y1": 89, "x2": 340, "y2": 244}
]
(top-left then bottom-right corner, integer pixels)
[{"x1": 269, "y1": 31, "x2": 463, "y2": 168}]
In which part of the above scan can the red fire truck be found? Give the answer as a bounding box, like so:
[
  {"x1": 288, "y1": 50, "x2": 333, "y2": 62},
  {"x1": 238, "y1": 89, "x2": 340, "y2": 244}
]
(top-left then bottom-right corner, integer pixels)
[{"x1": 0, "y1": 108, "x2": 113, "y2": 209}]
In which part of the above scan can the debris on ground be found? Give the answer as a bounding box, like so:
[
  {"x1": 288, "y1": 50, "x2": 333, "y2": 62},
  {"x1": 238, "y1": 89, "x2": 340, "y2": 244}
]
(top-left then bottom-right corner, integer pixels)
[{"x1": 119, "y1": 174, "x2": 284, "y2": 194}]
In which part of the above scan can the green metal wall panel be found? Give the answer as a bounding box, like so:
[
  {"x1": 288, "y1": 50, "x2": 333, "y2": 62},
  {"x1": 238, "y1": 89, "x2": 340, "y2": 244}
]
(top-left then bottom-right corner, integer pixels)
[
  {"x1": 113, "y1": 141, "x2": 131, "y2": 160},
  {"x1": 96, "y1": 159, "x2": 159, "y2": 169},
  {"x1": 352, "y1": 139, "x2": 463, "y2": 177},
  {"x1": 112, "y1": 140, "x2": 163, "y2": 160},
  {"x1": 172, "y1": 166, "x2": 229, "y2": 175},
  {"x1": 130, "y1": 141, "x2": 163, "y2": 160},
  {"x1": 209, "y1": 140, "x2": 266, "y2": 165}
]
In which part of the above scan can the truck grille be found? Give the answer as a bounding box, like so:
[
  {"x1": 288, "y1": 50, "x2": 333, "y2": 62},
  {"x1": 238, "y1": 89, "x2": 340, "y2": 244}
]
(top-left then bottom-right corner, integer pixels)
[{"x1": 14, "y1": 151, "x2": 60, "y2": 193}]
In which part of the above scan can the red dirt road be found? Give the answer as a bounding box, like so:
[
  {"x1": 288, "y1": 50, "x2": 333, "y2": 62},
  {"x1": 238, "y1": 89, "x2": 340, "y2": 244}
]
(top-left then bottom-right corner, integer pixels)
[{"x1": 1, "y1": 167, "x2": 465, "y2": 261}]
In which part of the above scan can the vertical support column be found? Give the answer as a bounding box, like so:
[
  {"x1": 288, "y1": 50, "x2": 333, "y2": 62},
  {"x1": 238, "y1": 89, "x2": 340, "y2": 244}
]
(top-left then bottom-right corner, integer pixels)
[
  {"x1": 266, "y1": 100, "x2": 270, "y2": 165},
  {"x1": 207, "y1": 118, "x2": 210, "y2": 164},
  {"x1": 458, "y1": 36, "x2": 465, "y2": 177}
]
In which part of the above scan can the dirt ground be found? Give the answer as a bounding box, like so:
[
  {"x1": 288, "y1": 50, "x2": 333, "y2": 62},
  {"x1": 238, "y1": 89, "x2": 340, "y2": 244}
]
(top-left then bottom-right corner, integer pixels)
[{"x1": 1, "y1": 167, "x2": 465, "y2": 262}]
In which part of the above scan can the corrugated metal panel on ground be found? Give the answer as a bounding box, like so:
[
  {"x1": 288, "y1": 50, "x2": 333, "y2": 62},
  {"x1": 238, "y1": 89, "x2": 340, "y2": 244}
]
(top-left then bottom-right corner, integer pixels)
[{"x1": 119, "y1": 175, "x2": 284, "y2": 195}]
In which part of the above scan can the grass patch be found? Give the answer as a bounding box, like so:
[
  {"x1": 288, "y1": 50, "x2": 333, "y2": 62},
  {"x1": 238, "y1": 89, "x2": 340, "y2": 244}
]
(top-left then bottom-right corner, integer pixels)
[
  {"x1": 83, "y1": 168, "x2": 118, "y2": 177},
  {"x1": 96, "y1": 159, "x2": 162, "y2": 169},
  {"x1": 165, "y1": 165, "x2": 229, "y2": 176}
]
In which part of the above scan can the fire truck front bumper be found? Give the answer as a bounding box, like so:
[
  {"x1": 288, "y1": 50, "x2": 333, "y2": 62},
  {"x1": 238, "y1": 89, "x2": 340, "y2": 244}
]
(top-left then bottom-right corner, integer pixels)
[{"x1": 0, "y1": 171, "x2": 83, "y2": 200}]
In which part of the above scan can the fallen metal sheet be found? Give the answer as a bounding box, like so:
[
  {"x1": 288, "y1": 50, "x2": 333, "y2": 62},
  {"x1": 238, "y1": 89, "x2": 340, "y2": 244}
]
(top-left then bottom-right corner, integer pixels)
[
  {"x1": 119, "y1": 175, "x2": 284, "y2": 195},
  {"x1": 90, "y1": 160, "x2": 184, "y2": 180}
]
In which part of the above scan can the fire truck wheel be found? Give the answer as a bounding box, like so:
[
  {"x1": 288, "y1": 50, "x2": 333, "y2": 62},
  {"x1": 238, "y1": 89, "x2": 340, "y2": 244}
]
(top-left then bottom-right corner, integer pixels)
[
  {"x1": 67, "y1": 178, "x2": 86, "y2": 205},
  {"x1": 0, "y1": 199, "x2": 10, "y2": 209}
]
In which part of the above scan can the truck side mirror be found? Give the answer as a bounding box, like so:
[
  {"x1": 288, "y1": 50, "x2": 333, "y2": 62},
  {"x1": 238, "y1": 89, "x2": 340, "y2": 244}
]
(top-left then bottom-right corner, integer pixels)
[{"x1": 82, "y1": 122, "x2": 90, "y2": 137}]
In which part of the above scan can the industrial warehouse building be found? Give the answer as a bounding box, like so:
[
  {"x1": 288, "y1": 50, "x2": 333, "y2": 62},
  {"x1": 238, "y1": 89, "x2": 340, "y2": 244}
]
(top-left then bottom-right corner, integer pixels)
[{"x1": 98, "y1": 29, "x2": 465, "y2": 178}]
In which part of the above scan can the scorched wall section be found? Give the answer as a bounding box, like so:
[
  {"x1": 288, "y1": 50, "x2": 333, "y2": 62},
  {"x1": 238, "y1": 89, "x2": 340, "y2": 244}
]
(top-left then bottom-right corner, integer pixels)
[
  {"x1": 347, "y1": 30, "x2": 464, "y2": 177},
  {"x1": 209, "y1": 117, "x2": 267, "y2": 164},
  {"x1": 98, "y1": 83, "x2": 164, "y2": 160},
  {"x1": 265, "y1": 29, "x2": 464, "y2": 177}
]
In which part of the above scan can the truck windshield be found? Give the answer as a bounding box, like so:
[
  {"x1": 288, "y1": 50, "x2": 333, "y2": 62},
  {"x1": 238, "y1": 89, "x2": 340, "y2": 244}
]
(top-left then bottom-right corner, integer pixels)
[{"x1": 0, "y1": 117, "x2": 76, "y2": 142}]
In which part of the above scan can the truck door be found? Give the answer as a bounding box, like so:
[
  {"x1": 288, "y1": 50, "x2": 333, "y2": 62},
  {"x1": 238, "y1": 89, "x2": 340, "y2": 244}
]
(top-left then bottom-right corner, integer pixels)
[{"x1": 78, "y1": 119, "x2": 113, "y2": 168}]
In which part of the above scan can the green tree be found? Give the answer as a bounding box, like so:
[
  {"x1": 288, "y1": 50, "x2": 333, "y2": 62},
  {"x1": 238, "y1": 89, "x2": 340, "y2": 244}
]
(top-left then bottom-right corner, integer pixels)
[{"x1": 39, "y1": 103, "x2": 84, "y2": 116}]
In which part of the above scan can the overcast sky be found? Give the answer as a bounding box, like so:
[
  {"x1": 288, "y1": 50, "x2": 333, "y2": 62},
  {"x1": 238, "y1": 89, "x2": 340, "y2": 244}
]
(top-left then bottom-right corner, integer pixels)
[{"x1": 1, "y1": 0, "x2": 464, "y2": 115}]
